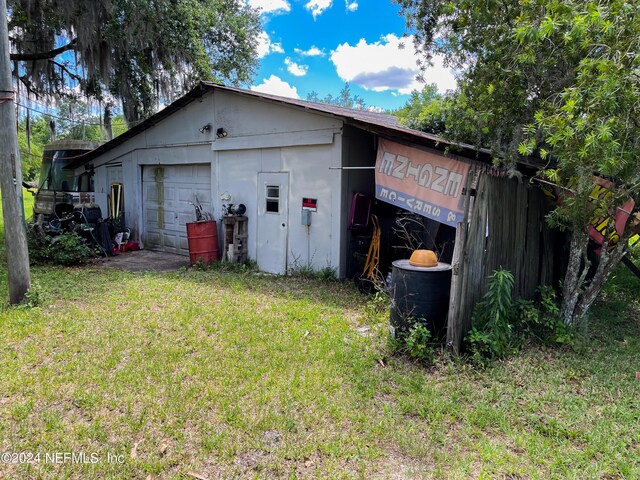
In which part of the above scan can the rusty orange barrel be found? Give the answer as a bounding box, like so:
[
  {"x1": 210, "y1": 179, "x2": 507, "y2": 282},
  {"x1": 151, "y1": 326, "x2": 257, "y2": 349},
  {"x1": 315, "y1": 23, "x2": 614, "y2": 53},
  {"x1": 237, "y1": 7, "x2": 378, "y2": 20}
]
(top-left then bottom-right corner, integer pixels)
[{"x1": 186, "y1": 220, "x2": 220, "y2": 264}]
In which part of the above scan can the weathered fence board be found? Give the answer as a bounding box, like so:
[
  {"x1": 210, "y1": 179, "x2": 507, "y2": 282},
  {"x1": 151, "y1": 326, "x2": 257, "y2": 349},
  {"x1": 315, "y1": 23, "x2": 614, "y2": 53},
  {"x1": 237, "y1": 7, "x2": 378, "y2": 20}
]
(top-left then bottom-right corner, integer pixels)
[{"x1": 447, "y1": 172, "x2": 555, "y2": 353}]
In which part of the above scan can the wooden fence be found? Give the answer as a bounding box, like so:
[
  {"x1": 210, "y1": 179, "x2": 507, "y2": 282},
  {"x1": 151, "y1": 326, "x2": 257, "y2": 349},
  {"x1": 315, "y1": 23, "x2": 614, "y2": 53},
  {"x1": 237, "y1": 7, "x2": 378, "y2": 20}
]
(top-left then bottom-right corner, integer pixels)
[{"x1": 447, "y1": 172, "x2": 555, "y2": 353}]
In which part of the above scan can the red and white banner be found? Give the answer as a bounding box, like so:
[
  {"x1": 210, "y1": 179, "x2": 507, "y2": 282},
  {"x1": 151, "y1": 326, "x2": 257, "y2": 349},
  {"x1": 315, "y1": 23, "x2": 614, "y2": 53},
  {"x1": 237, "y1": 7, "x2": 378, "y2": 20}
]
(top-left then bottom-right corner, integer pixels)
[{"x1": 375, "y1": 138, "x2": 472, "y2": 226}]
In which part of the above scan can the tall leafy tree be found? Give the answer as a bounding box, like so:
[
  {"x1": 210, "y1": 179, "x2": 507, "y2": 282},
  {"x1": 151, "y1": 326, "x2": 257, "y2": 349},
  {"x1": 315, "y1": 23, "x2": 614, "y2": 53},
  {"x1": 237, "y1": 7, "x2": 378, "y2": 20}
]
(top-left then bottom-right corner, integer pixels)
[
  {"x1": 394, "y1": 83, "x2": 445, "y2": 133},
  {"x1": 396, "y1": 0, "x2": 640, "y2": 324},
  {"x1": 307, "y1": 83, "x2": 367, "y2": 110},
  {"x1": 8, "y1": 0, "x2": 261, "y2": 125}
]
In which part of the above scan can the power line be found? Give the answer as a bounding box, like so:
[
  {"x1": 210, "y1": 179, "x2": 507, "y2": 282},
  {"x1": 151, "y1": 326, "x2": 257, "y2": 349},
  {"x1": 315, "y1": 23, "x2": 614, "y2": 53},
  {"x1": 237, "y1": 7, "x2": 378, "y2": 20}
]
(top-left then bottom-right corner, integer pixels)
[
  {"x1": 16, "y1": 99, "x2": 138, "y2": 127},
  {"x1": 19, "y1": 149, "x2": 42, "y2": 160},
  {"x1": 17, "y1": 93, "x2": 128, "y2": 124}
]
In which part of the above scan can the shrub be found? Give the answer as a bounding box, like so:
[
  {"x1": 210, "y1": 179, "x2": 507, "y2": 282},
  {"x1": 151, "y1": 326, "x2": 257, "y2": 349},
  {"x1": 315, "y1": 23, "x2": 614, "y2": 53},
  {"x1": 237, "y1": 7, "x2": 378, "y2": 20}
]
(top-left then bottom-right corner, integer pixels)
[
  {"x1": 27, "y1": 228, "x2": 94, "y2": 266},
  {"x1": 465, "y1": 269, "x2": 572, "y2": 365},
  {"x1": 516, "y1": 286, "x2": 574, "y2": 346},
  {"x1": 52, "y1": 232, "x2": 94, "y2": 266}
]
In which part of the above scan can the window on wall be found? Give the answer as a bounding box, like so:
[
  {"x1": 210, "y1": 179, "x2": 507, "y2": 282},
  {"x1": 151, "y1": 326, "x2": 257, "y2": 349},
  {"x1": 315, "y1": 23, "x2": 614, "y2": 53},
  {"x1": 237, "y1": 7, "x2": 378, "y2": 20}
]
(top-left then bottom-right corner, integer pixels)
[{"x1": 265, "y1": 185, "x2": 279, "y2": 213}]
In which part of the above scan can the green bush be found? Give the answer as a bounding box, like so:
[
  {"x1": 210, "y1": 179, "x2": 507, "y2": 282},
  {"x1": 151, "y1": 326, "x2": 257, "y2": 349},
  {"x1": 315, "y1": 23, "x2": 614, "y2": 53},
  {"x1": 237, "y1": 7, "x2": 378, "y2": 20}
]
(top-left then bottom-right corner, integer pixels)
[
  {"x1": 466, "y1": 269, "x2": 572, "y2": 365},
  {"x1": 27, "y1": 228, "x2": 94, "y2": 266},
  {"x1": 516, "y1": 286, "x2": 574, "y2": 346}
]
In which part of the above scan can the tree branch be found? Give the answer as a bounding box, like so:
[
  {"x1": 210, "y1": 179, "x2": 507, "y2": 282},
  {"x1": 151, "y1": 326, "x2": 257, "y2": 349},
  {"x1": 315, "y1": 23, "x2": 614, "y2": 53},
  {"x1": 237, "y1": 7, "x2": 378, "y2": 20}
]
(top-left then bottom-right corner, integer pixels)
[
  {"x1": 50, "y1": 59, "x2": 82, "y2": 83},
  {"x1": 10, "y1": 39, "x2": 77, "y2": 61}
]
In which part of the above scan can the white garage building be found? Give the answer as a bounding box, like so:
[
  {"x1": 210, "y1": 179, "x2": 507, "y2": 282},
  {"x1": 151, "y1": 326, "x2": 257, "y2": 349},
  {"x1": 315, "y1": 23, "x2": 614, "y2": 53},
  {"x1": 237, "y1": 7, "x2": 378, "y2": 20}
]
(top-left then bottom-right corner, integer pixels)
[{"x1": 74, "y1": 82, "x2": 482, "y2": 277}]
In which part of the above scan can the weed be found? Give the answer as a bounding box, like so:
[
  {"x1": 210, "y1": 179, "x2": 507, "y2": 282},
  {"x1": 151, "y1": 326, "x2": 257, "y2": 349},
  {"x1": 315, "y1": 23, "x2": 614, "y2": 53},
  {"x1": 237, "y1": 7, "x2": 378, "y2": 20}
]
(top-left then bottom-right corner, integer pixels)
[
  {"x1": 288, "y1": 254, "x2": 337, "y2": 281},
  {"x1": 22, "y1": 282, "x2": 45, "y2": 308},
  {"x1": 466, "y1": 269, "x2": 518, "y2": 363},
  {"x1": 190, "y1": 258, "x2": 259, "y2": 273},
  {"x1": 516, "y1": 286, "x2": 574, "y2": 346},
  {"x1": 402, "y1": 322, "x2": 435, "y2": 364},
  {"x1": 466, "y1": 269, "x2": 575, "y2": 364}
]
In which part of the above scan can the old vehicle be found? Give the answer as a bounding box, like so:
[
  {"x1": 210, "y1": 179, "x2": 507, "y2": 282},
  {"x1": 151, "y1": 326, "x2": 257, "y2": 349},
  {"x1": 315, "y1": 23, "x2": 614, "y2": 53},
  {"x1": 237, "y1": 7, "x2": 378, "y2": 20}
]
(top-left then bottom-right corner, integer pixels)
[{"x1": 32, "y1": 139, "x2": 101, "y2": 220}]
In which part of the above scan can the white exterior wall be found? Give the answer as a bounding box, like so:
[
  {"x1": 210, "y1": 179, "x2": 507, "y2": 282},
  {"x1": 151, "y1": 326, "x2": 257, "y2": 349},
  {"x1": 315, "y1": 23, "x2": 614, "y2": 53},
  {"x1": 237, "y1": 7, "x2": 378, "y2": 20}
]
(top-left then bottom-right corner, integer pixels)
[
  {"x1": 87, "y1": 89, "x2": 348, "y2": 276},
  {"x1": 212, "y1": 91, "x2": 344, "y2": 275},
  {"x1": 89, "y1": 93, "x2": 217, "y2": 242}
]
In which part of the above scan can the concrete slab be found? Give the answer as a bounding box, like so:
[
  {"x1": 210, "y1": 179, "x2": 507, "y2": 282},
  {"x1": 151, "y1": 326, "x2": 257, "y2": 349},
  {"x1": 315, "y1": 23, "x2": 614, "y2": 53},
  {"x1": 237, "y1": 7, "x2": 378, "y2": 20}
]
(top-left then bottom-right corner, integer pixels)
[{"x1": 96, "y1": 249, "x2": 190, "y2": 273}]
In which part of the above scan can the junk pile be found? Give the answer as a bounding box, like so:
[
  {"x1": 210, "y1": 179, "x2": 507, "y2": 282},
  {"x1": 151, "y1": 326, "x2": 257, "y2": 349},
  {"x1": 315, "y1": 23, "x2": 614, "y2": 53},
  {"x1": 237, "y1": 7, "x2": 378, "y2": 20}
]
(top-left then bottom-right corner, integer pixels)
[{"x1": 29, "y1": 203, "x2": 139, "y2": 258}]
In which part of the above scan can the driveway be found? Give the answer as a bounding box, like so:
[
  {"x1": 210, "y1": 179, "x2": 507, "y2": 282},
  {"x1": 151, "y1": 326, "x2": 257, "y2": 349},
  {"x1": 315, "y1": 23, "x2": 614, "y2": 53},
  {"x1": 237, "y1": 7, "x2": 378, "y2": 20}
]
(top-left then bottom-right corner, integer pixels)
[{"x1": 97, "y1": 249, "x2": 190, "y2": 272}]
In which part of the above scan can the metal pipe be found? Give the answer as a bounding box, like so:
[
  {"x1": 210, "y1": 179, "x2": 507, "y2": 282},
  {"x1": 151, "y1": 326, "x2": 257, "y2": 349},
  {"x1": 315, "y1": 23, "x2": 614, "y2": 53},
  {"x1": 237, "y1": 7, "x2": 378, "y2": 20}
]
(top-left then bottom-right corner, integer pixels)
[{"x1": 328, "y1": 166, "x2": 375, "y2": 170}]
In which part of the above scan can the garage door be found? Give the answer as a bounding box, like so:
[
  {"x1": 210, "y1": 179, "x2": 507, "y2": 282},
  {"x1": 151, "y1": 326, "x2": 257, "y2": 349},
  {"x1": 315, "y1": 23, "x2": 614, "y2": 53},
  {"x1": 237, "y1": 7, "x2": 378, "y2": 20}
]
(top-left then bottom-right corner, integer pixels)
[{"x1": 142, "y1": 164, "x2": 212, "y2": 255}]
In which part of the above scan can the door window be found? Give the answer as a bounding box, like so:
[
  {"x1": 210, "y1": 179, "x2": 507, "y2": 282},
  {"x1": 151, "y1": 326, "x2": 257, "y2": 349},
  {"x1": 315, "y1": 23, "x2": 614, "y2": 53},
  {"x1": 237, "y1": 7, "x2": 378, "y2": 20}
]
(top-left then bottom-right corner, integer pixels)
[{"x1": 265, "y1": 185, "x2": 279, "y2": 213}]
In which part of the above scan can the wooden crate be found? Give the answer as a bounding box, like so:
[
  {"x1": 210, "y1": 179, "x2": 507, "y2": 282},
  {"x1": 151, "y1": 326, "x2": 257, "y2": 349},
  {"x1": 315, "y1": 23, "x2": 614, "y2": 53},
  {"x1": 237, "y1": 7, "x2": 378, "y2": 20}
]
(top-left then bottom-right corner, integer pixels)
[{"x1": 222, "y1": 215, "x2": 248, "y2": 263}]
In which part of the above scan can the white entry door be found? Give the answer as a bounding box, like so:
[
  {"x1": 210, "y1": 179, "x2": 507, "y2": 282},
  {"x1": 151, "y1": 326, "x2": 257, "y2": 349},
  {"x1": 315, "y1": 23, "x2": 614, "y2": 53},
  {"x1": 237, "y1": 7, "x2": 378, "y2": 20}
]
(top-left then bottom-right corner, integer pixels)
[{"x1": 256, "y1": 172, "x2": 289, "y2": 274}]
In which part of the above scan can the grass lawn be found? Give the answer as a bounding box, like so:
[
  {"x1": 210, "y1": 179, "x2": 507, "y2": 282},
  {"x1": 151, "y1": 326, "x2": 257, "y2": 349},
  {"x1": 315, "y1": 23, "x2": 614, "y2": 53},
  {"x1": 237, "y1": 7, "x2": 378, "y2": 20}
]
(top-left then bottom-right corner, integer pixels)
[{"x1": 0, "y1": 194, "x2": 639, "y2": 479}]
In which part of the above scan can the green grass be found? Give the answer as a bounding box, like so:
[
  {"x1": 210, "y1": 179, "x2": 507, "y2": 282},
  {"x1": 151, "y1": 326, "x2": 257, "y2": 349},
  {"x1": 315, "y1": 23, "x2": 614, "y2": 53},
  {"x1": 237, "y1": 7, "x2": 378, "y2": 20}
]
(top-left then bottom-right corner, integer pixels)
[{"x1": 0, "y1": 195, "x2": 639, "y2": 479}]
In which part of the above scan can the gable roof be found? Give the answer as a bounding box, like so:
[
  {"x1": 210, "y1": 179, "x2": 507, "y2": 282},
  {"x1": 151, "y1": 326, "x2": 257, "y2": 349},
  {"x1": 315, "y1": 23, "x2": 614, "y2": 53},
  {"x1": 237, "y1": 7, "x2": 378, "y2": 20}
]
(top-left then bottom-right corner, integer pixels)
[{"x1": 68, "y1": 81, "x2": 503, "y2": 168}]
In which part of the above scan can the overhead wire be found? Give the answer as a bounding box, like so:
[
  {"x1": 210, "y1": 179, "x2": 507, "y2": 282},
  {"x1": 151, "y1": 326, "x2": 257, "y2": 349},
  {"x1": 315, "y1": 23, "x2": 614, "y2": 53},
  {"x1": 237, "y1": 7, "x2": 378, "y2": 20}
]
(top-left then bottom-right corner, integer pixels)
[
  {"x1": 17, "y1": 94, "x2": 132, "y2": 125},
  {"x1": 16, "y1": 100, "x2": 136, "y2": 127}
]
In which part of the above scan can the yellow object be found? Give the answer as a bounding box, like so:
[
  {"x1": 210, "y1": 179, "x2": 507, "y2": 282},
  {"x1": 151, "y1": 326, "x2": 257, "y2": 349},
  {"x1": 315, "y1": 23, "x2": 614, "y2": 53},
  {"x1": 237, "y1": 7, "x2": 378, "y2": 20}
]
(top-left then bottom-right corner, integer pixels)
[
  {"x1": 363, "y1": 215, "x2": 381, "y2": 281},
  {"x1": 409, "y1": 249, "x2": 438, "y2": 267}
]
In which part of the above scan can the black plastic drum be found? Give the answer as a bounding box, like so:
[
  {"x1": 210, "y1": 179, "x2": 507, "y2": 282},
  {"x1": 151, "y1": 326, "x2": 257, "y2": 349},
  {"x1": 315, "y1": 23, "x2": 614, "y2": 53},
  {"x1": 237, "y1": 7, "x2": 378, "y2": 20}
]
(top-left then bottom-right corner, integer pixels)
[{"x1": 389, "y1": 259, "x2": 452, "y2": 337}]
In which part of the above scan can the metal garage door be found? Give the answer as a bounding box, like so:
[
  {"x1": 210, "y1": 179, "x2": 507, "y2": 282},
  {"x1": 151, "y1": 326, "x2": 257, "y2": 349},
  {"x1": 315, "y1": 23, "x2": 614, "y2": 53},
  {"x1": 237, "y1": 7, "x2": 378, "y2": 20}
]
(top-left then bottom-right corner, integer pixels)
[{"x1": 142, "y1": 164, "x2": 212, "y2": 255}]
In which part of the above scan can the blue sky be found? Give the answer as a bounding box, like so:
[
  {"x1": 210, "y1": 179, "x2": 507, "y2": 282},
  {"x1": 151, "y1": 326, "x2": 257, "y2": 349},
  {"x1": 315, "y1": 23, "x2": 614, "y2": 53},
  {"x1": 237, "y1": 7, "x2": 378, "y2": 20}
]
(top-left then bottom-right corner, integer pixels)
[{"x1": 246, "y1": 0, "x2": 456, "y2": 111}]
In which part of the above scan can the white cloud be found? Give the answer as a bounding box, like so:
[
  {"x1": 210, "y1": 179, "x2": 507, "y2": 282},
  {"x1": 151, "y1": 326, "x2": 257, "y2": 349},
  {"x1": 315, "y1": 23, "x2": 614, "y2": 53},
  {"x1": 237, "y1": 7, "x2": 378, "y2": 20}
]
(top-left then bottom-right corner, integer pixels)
[
  {"x1": 257, "y1": 31, "x2": 284, "y2": 58},
  {"x1": 330, "y1": 34, "x2": 457, "y2": 94},
  {"x1": 294, "y1": 46, "x2": 325, "y2": 57},
  {"x1": 345, "y1": 0, "x2": 358, "y2": 12},
  {"x1": 247, "y1": 0, "x2": 290, "y2": 14},
  {"x1": 284, "y1": 58, "x2": 308, "y2": 76},
  {"x1": 251, "y1": 75, "x2": 300, "y2": 99},
  {"x1": 305, "y1": 0, "x2": 332, "y2": 19}
]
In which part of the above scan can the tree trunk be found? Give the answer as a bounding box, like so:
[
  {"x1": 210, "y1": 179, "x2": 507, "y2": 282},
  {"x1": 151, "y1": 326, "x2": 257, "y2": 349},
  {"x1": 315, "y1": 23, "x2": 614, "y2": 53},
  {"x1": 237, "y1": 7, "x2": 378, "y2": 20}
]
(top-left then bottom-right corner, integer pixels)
[
  {"x1": 103, "y1": 104, "x2": 113, "y2": 141},
  {"x1": 560, "y1": 228, "x2": 590, "y2": 324},
  {"x1": 121, "y1": 96, "x2": 142, "y2": 129},
  {"x1": 0, "y1": 0, "x2": 31, "y2": 304},
  {"x1": 561, "y1": 217, "x2": 634, "y2": 325},
  {"x1": 572, "y1": 238, "x2": 628, "y2": 320}
]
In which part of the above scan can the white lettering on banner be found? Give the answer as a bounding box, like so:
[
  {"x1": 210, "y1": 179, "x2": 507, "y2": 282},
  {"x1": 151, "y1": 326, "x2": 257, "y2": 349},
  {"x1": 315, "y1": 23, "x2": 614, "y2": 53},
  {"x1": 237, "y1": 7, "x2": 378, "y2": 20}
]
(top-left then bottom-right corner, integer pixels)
[
  {"x1": 379, "y1": 152, "x2": 395, "y2": 176},
  {"x1": 378, "y1": 152, "x2": 464, "y2": 198},
  {"x1": 375, "y1": 138, "x2": 472, "y2": 227}
]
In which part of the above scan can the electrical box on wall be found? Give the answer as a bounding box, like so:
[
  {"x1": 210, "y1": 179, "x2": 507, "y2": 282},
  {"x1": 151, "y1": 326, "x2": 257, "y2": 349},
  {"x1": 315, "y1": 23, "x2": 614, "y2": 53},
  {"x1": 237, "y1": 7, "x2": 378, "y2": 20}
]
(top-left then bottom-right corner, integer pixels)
[{"x1": 301, "y1": 209, "x2": 312, "y2": 226}]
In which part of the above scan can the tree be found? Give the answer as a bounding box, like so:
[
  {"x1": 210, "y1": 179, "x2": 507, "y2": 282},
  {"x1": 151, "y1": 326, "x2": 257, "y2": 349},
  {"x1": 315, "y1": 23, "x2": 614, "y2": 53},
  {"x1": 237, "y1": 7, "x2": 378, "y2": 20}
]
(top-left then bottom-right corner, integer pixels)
[
  {"x1": 17, "y1": 121, "x2": 43, "y2": 181},
  {"x1": 307, "y1": 83, "x2": 367, "y2": 110},
  {"x1": 8, "y1": 0, "x2": 261, "y2": 125},
  {"x1": 395, "y1": 0, "x2": 640, "y2": 325},
  {"x1": 15, "y1": 97, "x2": 129, "y2": 182},
  {"x1": 394, "y1": 83, "x2": 445, "y2": 133},
  {"x1": 50, "y1": 97, "x2": 128, "y2": 142}
]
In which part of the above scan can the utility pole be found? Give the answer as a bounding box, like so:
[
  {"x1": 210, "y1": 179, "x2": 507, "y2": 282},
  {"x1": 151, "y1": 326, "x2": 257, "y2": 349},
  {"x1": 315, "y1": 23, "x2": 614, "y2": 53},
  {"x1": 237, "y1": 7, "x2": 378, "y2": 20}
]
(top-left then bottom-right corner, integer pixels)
[{"x1": 0, "y1": 0, "x2": 31, "y2": 304}]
